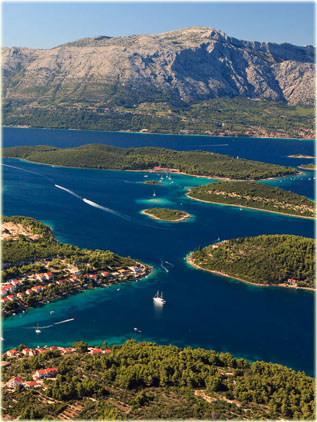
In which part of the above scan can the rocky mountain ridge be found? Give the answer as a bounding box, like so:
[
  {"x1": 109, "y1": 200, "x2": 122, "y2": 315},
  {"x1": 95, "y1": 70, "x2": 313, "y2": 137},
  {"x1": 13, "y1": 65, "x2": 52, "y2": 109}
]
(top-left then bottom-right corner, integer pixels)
[{"x1": 2, "y1": 27, "x2": 315, "y2": 105}]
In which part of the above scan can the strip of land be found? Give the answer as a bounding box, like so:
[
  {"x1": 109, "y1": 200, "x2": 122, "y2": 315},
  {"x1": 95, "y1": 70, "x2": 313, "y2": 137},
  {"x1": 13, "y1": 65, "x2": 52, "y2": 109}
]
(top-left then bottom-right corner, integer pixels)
[
  {"x1": 187, "y1": 181, "x2": 314, "y2": 219},
  {"x1": 3, "y1": 144, "x2": 299, "y2": 180},
  {"x1": 2, "y1": 216, "x2": 151, "y2": 317}
]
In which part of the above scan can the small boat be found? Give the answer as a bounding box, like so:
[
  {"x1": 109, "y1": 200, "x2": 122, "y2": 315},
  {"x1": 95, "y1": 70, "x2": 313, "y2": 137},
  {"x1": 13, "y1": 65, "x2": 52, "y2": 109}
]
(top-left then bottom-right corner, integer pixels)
[
  {"x1": 153, "y1": 290, "x2": 166, "y2": 305},
  {"x1": 35, "y1": 323, "x2": 41, "y2": 334},
  {"x1": 50, "y1": 311, "x2": 55, "y2": 314},
  {"x1": 153, "y1": 191, "x2": 156, "y2": 197},
  {"x1": 117, "y1": 288, "x2": 120, "y2": 291},
  {"x1": 134, "y1": 327, "x2": 138, "y2": 331},
  {"x1": 144, "y1": 175, "x2": 148, "y2": 178}
]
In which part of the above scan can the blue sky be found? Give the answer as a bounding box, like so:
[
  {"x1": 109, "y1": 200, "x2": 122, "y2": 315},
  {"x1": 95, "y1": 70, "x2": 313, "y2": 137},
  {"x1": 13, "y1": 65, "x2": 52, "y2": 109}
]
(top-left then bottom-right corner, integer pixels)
[{"x1": 2, "y1": 2, "x2": 315, "y2": 49}]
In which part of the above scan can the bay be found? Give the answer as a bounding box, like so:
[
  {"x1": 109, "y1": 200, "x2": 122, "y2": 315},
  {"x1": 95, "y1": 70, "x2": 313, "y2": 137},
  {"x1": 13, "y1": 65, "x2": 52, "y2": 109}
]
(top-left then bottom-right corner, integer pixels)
[{"x1": 2, "y1": 128, "x2": 315, "y2": 376}]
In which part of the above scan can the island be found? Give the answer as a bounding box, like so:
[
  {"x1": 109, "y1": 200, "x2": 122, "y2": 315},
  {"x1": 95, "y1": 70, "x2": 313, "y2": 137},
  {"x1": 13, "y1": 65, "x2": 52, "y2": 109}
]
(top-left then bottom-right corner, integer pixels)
[
  {"x1": 2, "y1": 340, "x2": 314, "y2": 420},
  {"x1": 187, "y1": 181, "x2": 314, "y2": 218},
  {"x1": 141, "y1": 208, "x2": 191, "y2": 222},
  {"x1": 298, "y1": 163, "x2": 316, "y2": 170},
  {"x1": 288, "y1": 155, "x2": 314, "y2": 159},
  {"x1": 2, "y1": 216, "x2": 151, "y2": 317},
  {"x1": 187, "y1": 234, "x2": 315, "y2": 290},
  {"x1": 144, "y1": 180, "x2": 161, "y2": 185},
  {"x1": 3, "y1": 144, "x2": 299, "y2": 180}
]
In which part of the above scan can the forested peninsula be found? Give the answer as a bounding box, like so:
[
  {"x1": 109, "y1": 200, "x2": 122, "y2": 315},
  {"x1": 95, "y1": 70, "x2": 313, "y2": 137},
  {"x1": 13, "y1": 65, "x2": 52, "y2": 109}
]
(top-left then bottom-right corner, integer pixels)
[
  {"x1": 2, "y1": 340, "x2": 314, "y2": 420},
  {"x1": 2, "y1": 216, "x2": 150, "y2": 316},
  {"x1": 187, "y1": 181, "x2": 314, "y2": 218},
  {"x1": 142, "y1": 208, "x2": 191, "y2": 222},
  {"x1": 188, "y1": 235, "x2": 315, "y2": 289},
  {"x1": 3, "y1": 144, "x2": 298, "y2": 180}
]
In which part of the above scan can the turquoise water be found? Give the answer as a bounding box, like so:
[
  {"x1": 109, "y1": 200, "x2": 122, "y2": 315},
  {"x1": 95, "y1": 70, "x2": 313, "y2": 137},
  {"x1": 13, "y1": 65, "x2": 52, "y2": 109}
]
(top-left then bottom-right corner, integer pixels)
[{"x1": 2, "y1": 128, "x2": 315, "y2": 376}]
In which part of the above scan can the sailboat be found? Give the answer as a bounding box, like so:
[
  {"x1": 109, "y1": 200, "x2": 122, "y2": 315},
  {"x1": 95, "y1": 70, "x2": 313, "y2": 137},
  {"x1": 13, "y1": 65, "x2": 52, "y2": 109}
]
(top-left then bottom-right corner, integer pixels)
[
  {"x1": 153, "y1": 291, "x2": 166, "y2": 305},
  {"x1": 35, "y1": 323, "x2": 41, "y2": 334}
]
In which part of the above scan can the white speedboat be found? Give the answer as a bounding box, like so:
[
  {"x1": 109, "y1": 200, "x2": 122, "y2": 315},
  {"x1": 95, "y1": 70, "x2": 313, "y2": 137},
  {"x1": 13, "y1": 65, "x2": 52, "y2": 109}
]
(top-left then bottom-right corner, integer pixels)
[
  {"x1": 153, "y1": 291, "x2": 166, "y2": 305},
  {"x1": 35, "y1": 323, "x2": 41, "y2": 334}
]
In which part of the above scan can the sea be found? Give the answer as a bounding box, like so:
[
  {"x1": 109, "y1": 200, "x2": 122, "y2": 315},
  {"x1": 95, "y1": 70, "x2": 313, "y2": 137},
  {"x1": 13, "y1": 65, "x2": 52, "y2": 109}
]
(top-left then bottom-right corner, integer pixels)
[{"x1": 2, "y1": 127, "x2": 315, "y2": 376}]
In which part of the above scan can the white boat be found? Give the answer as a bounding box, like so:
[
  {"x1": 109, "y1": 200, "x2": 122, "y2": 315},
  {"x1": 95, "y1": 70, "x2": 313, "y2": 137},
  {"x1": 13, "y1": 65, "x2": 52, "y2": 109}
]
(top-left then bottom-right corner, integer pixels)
[
  {"x1": 153, "y1": 290, "x2": 166, "y2": 305},
  {"x1": 153, "y1": 191, "x2": 156, "y2": 197},
  {"x1": 35, "y1": 323, "x2": 41, "y2": 334},
  {"x1": 144, "y1": 175, "x2": 148, "y2": 178}
]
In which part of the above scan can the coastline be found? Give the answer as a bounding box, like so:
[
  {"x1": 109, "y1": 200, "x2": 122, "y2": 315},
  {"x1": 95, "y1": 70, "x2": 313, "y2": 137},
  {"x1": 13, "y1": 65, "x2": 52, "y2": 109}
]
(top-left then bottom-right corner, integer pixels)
[
  {"x1": 3, "y1": 125, "x2": 314, "y2": 141},
  {"x1": 186, "y1": 193, "x2": 314, "y2": 220},
  {"x1": 186, "y1": 254, "x2": 315, "y2": 292},
  {"x1": 141, "y1": 209, "x2": 191, "y2": 222}
]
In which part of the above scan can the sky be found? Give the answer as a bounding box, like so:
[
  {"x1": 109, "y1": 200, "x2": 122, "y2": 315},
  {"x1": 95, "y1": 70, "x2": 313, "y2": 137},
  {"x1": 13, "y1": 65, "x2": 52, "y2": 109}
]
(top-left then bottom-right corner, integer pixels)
[{"x1": 1, "y1": 1, "x2": 316, "y2": 49}]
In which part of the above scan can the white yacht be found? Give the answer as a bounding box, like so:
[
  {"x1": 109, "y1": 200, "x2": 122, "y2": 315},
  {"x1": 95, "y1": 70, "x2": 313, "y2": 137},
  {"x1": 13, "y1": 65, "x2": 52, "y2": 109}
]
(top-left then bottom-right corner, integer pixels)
[{"x1": 153, "y1": 291, "x2": 166, "y2": 305}]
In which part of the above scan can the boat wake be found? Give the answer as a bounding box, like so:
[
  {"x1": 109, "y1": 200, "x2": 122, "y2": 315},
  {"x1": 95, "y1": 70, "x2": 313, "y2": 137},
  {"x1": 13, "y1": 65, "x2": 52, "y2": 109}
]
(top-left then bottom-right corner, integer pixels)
[
  {"x1": 55, "y1": 184, "x2": 82, "y2": 199},
  {"x1": 53, "y1": 318, "x2": 75, "y2": 325},
  {"x1": 3, "y1": 163, "x2": 53, "y2": 182},
  {"x1": 160, "y1": 260, "x2": 169, "y2": 272},
  {"x1": 165, "y1": 261, "x2": 175, "y2": 267}
]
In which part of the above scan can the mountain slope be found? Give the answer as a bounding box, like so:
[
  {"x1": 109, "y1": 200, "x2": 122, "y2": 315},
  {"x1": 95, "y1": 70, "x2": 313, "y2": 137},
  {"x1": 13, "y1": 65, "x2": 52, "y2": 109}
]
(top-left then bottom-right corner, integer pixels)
[{"x1": 2, "y1": 27, "x2": 315, "y2": 105}]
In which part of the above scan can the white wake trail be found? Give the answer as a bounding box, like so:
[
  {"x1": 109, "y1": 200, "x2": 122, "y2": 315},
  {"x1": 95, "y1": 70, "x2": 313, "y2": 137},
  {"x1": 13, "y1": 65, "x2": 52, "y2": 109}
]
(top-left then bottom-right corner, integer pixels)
[
  {"x1": 53, "y1": 318, "x2": 75, "y2": 325},
  {"x1": 54, "y1": 184, "x2": 83, "y2": 199}
]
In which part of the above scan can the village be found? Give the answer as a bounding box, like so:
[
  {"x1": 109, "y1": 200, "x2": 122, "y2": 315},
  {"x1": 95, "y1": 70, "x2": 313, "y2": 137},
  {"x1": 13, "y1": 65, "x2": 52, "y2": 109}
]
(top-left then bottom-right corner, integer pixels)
[{"x1": 2, "y1": 261, "x2": 150, "y2": 317}]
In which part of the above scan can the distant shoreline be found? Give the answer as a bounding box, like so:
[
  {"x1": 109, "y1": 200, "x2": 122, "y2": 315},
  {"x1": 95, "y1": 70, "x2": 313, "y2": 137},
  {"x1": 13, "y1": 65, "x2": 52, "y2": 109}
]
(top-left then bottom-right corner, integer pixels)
[
  {"x1": 3, "y1": 125, "x2": 314, "y2": 141},
  {"x1": 186, "y1": 254, "x2": 315, "y2": 291},
  {"x1": 141, "y1": 209, "x2": 191, "y2": 222},
  {"x1": 186, "y1": 193, "x2": 314, "y2": 220}
]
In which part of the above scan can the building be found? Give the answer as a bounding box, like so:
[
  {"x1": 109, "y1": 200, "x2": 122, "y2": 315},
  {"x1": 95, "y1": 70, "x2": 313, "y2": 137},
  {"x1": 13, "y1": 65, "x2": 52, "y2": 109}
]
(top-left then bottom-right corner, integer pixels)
[
  {"x1": 6, "y1": 349, "x2": 18, "y2": 357},
  {"x1": 35, "y1": 368, "x2": 58, "y2": 379},
  {"x1": 7, "y1": 377, "x2": 24, "y2": 389}
]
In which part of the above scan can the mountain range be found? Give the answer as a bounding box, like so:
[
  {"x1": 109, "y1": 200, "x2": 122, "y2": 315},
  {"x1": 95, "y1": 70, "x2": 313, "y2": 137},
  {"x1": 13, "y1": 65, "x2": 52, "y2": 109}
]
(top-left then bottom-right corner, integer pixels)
[{"x1": 2, "y1": 27, "x2": 315, "y2": 106}]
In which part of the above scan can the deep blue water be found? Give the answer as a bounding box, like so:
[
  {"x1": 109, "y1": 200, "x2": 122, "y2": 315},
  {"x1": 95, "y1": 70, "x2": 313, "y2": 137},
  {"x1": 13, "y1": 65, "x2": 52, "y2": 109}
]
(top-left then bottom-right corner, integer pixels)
[{"x1": 2, "y1": 128, "x2": 315, "y2": 376}]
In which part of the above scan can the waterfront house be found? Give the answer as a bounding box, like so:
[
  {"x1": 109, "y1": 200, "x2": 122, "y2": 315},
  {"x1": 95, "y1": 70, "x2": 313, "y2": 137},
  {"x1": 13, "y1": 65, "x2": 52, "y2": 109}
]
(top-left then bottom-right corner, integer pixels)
[
  {"x1": 1, "y1": 297, "x2": 9, "y2": 303},
  {"x1": 22, "y1": 348, "x2": 32, "y2": 356},
  {"x1": 7, "y1": 377, "x2": 24, "y2": 389},
  {"x1": 32, "y1": 286, "x2": 44, "y2": 293},
  {"x1": 90, "y1": 348, "x2": 103, "y2": 354},
  {"x1": 101, "y1": 272, "x2": 109, "y2": 277},
  {"x1": 7, "y1": 295, "x2": 16, "y2": 301},
  {"x1": 17, "y1": 292, "x2": 24, "y2": 298},
  {"x1": 6, "y1": 349, "x2": 18, "y2": 357},
  {"x1": 11, "y1": 280, "x2": 23, "y2": 288},
  {"x1": 26, "y1": 289, "x2": 33, "y2": 295}
]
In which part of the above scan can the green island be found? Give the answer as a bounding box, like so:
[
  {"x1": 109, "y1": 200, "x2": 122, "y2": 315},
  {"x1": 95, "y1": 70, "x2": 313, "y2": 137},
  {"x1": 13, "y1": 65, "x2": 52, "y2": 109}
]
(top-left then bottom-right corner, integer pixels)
[
  {"x1": 3, "y1": 144, "x2": 298, "y2": 180},
  {"x1": 2, "y1": 340, "x2": 314, "y2": 420},
  {"x1": 187, "y1": 181, "x2": 314, "y2": 218},
  {"x1": 188, "y1": 234, "x2": 315, "y2": 289},
  {"x1": 298, "y1": 163, "x2": 316, "y2": 170},
  {"x1": 2, "y1": 216, "x2": 151, "y2": 317},
  {"x1": 144, "y1": 180, "x2": 161, "y2": 185},
  {"x1": 3, "y1": 97, "x2": 315, "y2": 140},
  {"x1": 142, "y1": 208, "x2": 191, "y2": 222}
]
